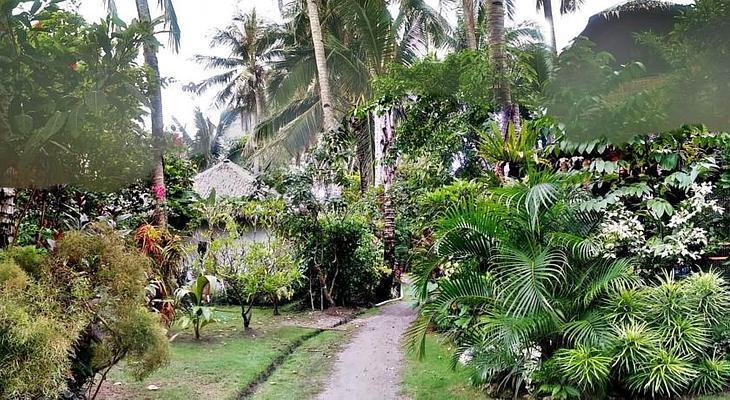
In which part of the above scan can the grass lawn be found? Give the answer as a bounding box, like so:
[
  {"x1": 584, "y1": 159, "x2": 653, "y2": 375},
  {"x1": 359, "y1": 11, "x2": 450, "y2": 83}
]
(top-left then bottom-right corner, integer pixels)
[
  {"x1": 250, "y1": 327, "x2": 352, "y2": 400},
  {"x1": 100, "y1": 305, "x2": 317, "y2": 400},
  {"x1": 401, "y1": 334, "x2": 490, "y2": 400}
]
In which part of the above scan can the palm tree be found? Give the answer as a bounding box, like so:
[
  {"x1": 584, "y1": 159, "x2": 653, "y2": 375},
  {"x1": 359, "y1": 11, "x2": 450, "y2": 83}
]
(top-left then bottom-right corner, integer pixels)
[
  {"x1": 257, "y1": 0, "x2": 449, "y2": 157},
  {"x1": 190, "y1": 10, "x2": 282, "y2": 171},
  {"x1": 487, "y1": 0, "x2": 510, "y2": 116},
  {"x1": 305, "y1": 0, "x2": 337, "y2": 132},
  {"x1": 463, "y1": 0, "x2": 478, "y2": 50},
  {"x1": 105, "y1": 0, "x2": 181, "y2": 226},
  {"x1": 189, "y1": 108, "x2": 234, "y2": 171},
  {"x1": 536, "y1": 0, "x2": 583, "y2": 53}
]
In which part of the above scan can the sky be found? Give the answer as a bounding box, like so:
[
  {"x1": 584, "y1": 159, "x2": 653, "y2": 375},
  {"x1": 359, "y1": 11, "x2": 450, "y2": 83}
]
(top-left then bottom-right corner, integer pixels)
[{"x1": 75, "y1": 0, "x2": 691, "y2": 135}]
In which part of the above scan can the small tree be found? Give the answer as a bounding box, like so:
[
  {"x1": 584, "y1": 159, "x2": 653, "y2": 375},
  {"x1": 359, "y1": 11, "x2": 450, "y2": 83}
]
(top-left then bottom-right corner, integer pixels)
[
  {"x1": 244, "y1": 240, "x2": 301, "y2": 316},
  {"x1": 210, "y1": 231, "x2": 300, "y2": 329}
]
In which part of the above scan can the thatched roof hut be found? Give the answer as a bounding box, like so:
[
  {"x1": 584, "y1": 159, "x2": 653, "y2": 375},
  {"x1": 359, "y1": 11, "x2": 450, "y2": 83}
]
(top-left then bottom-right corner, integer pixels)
[
  {"x1": 578, "y1": 0, "x2": 687, "y2": 72},
  {"x1": 193, "y1": 160, "x2": 262, "y2": 199}
]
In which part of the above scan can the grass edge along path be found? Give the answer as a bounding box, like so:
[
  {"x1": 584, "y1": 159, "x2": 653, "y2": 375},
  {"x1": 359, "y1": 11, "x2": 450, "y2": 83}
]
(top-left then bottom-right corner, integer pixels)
[
  {"x1": 237, "y1": 308, "x2": 369, "y2": 399},
  {"x1": 249, "y1": 328, "x2": 353, "y2": 400},
  {"x1": 401, "y1": 334, "x2": 490, "y2": 400},
  {"x1": 236, "y1": 328, "x2": 323, "y2": 398}
]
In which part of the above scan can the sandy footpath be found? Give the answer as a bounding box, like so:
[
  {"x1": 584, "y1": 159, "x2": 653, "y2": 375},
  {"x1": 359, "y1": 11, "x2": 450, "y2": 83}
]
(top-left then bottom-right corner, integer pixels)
[{"x1": 317, "y1": 301, "x2": 416, "y2": 400}]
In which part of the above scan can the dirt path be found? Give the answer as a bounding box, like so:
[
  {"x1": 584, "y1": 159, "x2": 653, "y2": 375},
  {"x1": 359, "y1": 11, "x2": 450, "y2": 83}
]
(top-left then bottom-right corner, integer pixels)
[{"x1": 317, "y1": 300, "x2": 416, "y2": 400}]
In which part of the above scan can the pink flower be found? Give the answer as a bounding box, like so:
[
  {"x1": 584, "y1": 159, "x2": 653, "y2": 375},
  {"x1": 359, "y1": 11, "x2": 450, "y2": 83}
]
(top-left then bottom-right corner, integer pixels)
[{"x1": 152, "y1": 184, "x2": 167, "y2": 200}]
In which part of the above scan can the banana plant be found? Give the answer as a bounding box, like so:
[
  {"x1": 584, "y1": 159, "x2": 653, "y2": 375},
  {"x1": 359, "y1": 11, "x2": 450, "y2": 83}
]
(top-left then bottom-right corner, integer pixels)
[{"x1": 174, "y1": 275, "x2": 219, "y2": 340}]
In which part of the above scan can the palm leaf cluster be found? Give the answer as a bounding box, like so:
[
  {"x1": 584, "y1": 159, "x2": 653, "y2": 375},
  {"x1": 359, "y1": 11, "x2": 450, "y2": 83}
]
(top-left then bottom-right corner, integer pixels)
[
  {"x1": 408, "y1": 169, "x2": 730, "y2": 397},
  {"x1": 187, "y1": 108, "x2": 237, "y2": 171}
]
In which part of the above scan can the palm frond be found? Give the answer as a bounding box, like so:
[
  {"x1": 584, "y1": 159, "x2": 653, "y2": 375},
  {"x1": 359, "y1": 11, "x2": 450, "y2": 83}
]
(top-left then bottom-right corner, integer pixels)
[
  {"x1": 494, "y1": 245, "x2": 566, "y2": 317},
  {"x1": 157, "y1": 0, "x2": 181, "y2": 52},
  {"x1": 562, "y1": 309, "x2": 613, "y2": 347}
]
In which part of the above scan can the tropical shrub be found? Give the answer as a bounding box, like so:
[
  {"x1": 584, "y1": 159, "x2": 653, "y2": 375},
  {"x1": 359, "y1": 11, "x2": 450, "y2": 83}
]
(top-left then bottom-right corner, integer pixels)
[
  {"x1": 278, "y1": 147, "x2": 387, "y2": 307},
  {"x1": 408, "y1": 170, "x2": 730, "y2": 398},
  {"x1": 242, "y1": 240, "x2": 301, "y2": 315},
  {"x1": 0, "y1": 227, "x2": 169, "y2": 398},
  {"x1": 174, "y1": 274, "x2": 219, "y2": 340},
  {"x1": 288, "y1": 212, "x2": 384, "y2": 307}
]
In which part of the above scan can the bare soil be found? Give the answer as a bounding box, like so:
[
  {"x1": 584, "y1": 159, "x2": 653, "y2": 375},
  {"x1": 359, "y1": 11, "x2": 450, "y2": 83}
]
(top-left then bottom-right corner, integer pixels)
[{"x1": 278, "y1": 306, "x2": 361, "y2": 330}]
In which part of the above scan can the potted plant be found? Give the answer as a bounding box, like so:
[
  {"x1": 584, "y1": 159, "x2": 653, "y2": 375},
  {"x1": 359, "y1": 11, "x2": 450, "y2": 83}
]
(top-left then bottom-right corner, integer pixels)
[{"x1": 706, "y1": 241, "x2": 730, "y2": 268}]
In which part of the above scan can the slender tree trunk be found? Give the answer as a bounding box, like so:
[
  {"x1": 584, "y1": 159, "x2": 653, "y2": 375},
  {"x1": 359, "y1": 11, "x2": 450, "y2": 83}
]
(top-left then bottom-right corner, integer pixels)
[
  {"x1": 487, "y1": 0, "x2": 521, "y2": 141},
  {"x1": 543, "y1": 0, "x2": 558, "y2": 53},
  {"x1": 486, "y1": 0, "x2": 521, "y2": 178},
  {"x1": 373, "y1": 112, "x2": 384, "y2": 185},
  {"x1": 306, "y1": 0, "x2": 337, "y2": 132},
  {"x1": 135, "y1": 0, "x2": 167, "y2": 227},
  {"x1": 272, "y1": 296, "x2": 279, "y2": 316},
  {"x1": 0, "y1": 187, "x2": 15, "y2": 247},
  {"x1": 315, "y1": 265, "x2": 336, "y2": 307},
  {"x1": 463, "y1": 0, "x2": 478, "y2": 50},
  {"x1": 241, "y1": 303, "x2": 252, "y2": 330},
  {"x1": 487, "y1": 0, "x2": 510, "y2": 112},
  {"x1": 381, "y1": 110, "x2": 399, "y2": 294},
  {"x1": 353, "y1": 115, "x2": 373, "y2": 194},
  {"x1": 252, "y1": 84, "x2": 264, "y2": 173}
]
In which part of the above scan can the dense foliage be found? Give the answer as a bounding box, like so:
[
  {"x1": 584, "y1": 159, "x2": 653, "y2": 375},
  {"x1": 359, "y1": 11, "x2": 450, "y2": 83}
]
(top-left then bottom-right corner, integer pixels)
[
  {"x1": 0, "y1": 226, "x2": 169, "y2": 399},
  {"x1": 1, "y1": 0, "x2": 730, "y2": 398}
]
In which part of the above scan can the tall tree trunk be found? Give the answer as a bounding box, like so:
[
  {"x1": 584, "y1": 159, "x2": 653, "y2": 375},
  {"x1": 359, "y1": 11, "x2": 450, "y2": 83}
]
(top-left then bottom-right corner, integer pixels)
[
  {"x1": 463, "y1": 0, "x2": 478, "y2": 50},
  {"x1": 487, "y1": 0, "x2": 510, "y2": 112},
  {"x1": 252, "y1": 82, "x2": 264, "y2": 173},
  {"x1": 487, "y1": 0, "x2": 520, "y2": 141},
  {"x1": 0, "y1": 187, "x2": 15, "y2": 247},
  {"x1": 381, "y1": 110, "x2": 399, "y2": 294},
  {"x1": 135, "y1": 0, "x2": 167, "y2": 227},
  {"x1": 373, "y1": 112, "x2": 384, "y2": 185},
  {"x1": 306, "y1": 0, "x2": 337, "y2": 132},
  {"x1": 543, "y1": 0, "x2": 558, "y2": 53},
  {"x1": 353, "y1": 115, "x2": 373, "y2": 194}
]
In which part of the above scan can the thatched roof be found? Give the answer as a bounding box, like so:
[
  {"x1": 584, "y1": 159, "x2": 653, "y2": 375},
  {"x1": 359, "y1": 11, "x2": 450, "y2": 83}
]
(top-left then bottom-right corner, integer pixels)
[
  {"x1": 193, "y1": 160, "x2": 259, "y2": 198},
  {"x1": 577, "y1": 0, "x2": 687, "y2": 71}
]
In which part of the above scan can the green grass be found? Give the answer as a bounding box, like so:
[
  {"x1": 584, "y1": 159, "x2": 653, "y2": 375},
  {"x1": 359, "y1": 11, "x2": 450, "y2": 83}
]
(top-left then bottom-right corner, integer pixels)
[
  {"x1": 401, "y1": 334, "x2": 490, "y2": 400},
  {"x1": 250, "y1": 327, "x2": 351, "y2": 400},
  {"x1": 101, "y1": 306, "x2": 317, "y2": 400}
]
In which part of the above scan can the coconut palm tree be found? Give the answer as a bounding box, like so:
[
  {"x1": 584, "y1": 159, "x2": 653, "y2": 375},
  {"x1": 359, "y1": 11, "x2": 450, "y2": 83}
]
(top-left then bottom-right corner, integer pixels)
[
  {"x1": 190, "y1": 10, "x2": 283, "y2": 171},
  {"x1": 105, "y1": 0, "x2": 181, "y2": 226},
  {"x1": 191, "y1": 11, "x2": 284, "y2": 132},
  {"x1": 487, "y1": 0, "x2": 510, "y2": 114},
  {"x1": 462, "y1": 0, "x2": 478, "y2": 50},
  {"x1": 258, "y1": 0, "x2": 450, "y2": 165}
]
